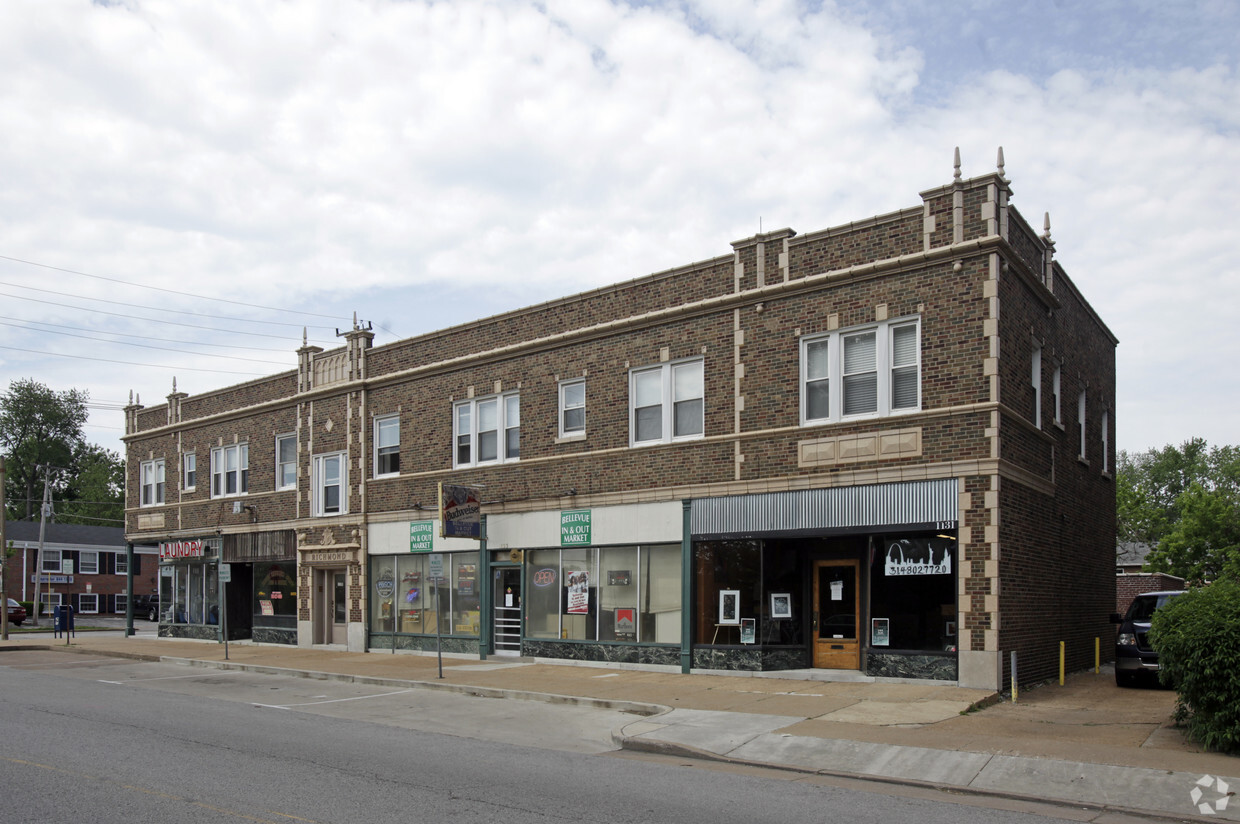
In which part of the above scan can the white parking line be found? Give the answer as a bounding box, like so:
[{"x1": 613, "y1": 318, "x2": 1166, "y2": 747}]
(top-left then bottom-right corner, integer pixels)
[
  {"x1": 253, "y1": 689, "x2": 413, "y2": 710},
  {"x1": 97, "y1": 670, "x2": 237, "y2": 684}
]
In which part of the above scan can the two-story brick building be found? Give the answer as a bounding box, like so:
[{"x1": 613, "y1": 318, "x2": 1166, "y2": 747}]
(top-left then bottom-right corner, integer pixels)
[{"x1": 123, "y1": 151, "x2": 1116, "y2": 691}]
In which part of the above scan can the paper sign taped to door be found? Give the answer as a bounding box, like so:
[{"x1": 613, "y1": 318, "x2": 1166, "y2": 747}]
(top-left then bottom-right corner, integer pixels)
[{"x1": 830, "y1": 580, "x2": 844, "y2": 601}]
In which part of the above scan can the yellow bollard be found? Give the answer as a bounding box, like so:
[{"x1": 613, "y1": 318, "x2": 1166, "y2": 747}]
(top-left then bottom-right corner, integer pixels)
[
  {"x1": 1095, "y1": 637, "x2": 1100, "y2": 674},
  {"x1": 1059, "y1": 641, "x2": 1065, "y2": 686}
]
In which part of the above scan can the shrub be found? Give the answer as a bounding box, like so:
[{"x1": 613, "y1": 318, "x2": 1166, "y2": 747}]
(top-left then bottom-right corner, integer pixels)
[{"x1": 1149, "y1": 578, "x2": 1240, "y2": 753}]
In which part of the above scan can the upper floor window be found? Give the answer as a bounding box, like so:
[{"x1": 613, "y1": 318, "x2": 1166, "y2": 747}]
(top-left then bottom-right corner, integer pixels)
[
  {"x1": 801, "y1": 318, "x2": 920, "y2": 424},
  {"x1": 1031, "y1": 345, "x2": 1042, "y2": 428},
  {"x1": 79, "y1": 551, "x2": 99, "y2": 575},
  {"x1": 1052, "y1": 364, "x2": 1062, "y2": 425},
  {"x1": 374, "y1": 415, "x2": 400, "y2": 477},
  {"x1": 140, "y1": 459, "x2": 165, "y2": 507},
  {"x1": 1101, "y1": 409, "x2": 1110, "y2": 473},
  {"x1": 183, "y1": 452, "x2": 196, "y2": 492},
  {"x1": 631, "y1": 359, "x2": 704, "y2": 446},
  {"x1": 276, "y1": 433, "x2": 297, "y2": 490},
  {"x1": 313, "y1": 451, "x2": 347, "y2": 516},
  {"x1": 454, "y1": 393, "x2": 519, "y2": 467},
  {"x1": 115, "y1": 553, "x2": 128, "y2": 575},
  {"x1": 559, "y1": 379, "x2": 586, "y2": 438},
  {"x1": 1077, "y1": 391, "x2": 1087, "y2": 460},
  {"x1": 211, "y1": 443, "x2": 249, "y2": 498},
  {"x1": 41, "y1": 549, "x2": 62, "y2": 573}
]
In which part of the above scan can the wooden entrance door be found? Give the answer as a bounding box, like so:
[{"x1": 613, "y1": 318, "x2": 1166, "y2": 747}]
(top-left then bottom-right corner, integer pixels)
[{"x1": 812, "y1": 559, "x2": 860, "y2": 669}]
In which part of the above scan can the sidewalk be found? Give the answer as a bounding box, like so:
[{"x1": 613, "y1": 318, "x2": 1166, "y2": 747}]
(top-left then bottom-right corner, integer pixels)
[{"x1": 5, "y1": 632, "x2": 1236, "y2": 821}]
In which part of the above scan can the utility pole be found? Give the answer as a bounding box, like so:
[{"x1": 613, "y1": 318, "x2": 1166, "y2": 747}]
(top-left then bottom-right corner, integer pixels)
[
  {"x1": 30, "y1": 464, "x2": 55, "y2": 628},
  {"x1": 1, "y1": 455, "x2": 8, "y2": 640}
]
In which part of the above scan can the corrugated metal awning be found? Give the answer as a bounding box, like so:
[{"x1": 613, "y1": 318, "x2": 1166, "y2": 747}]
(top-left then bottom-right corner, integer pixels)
[{"x1": 690, "y1": 479, "x2": 958, "y2": 539}]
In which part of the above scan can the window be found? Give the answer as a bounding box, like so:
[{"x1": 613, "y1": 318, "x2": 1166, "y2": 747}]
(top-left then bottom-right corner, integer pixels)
[
  {"x1": 1052, "y1": 364, "x2": 1062, "y2": 425},
  {"x1": 79, "y1": 551, "x2": 99, "y2": 575},
  {"x1": 801, "y1": 318, "x2": 920, "y2": 424},
  {"x1": 183, "y1": 452, "x2": 196, "y2": 491},
  {"x1": 1102, "y1": 410, "x2": 1110, "y2": 473},
  {"x1": 559, "y1": 379, "x2": 586, "y2": 437},
  {"x1": 210, "y1": 443, "x2": 249, "y2": 498},
  {"x1": 276, "y1": 434, "x2": 297, "y2": 490},
  {"x1": 115, "y1": 553, "x2": 128, "y2": 575},
  {"x1": 78, "y1": 593, "x2": 99, "y2": 614},
  {"x1": 454, "y1": 393, "x2": 520, "y2": 467},
  {"x1": 630, "y1": 359, "x2": 704, "y2": 446},
  {"x1": 41, "y1": 549, "x2": 61, "y2": 573},
  {"x1": 115, "y1": 594, "x2": 128, "y2": 615},
  {"x1": 1078, "y1": 391, "x2": 1087, "y2": 460},
  {"x1": 1031, "y1": 345, "x2": 1042, "y2": 428},
  {"x1": 313, "y1": 452, "x2": 347, "y2": 516},
  {"x1": 140, "y1": 459, "x2": 165, "y2": 507},
  {"x1": 374, "y1": 415, "x2": 400, "y2": 477}
]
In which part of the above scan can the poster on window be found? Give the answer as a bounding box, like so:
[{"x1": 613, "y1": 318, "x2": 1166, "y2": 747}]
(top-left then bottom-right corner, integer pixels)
[
  {"x1": 615, "y1": 607, "x2": 635, "y2": 638},
  {"x1": 884, "y1": 537, "x2": 953, "y2": 576},
  {"x1": 566, "y1": 570, "x2": 590, "y2": 614}
]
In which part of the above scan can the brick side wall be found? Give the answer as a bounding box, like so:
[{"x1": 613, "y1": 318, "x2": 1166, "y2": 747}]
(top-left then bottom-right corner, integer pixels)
[{"x1": 1116, "y1": 573, "x2": 1185, "y2": 615}]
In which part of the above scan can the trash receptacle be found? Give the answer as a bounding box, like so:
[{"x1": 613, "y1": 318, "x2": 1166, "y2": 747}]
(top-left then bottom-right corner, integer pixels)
[{"x1": 53, "y1": 604, "x2": 74, "y2": 635}]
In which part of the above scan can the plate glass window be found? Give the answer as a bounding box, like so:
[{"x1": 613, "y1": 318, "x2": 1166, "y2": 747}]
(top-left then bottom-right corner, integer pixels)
[
  {"x1": 375, "y1": 415, "x2": 400, "y2": 476},
  {"x1": 559, "y1": 379, "x2": 585, "y2": 436}
]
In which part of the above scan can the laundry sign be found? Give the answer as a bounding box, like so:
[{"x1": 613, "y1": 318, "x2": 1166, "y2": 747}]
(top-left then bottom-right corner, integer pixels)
[{"x1": 561, "y1": 509, "x2": 592, "y2": 546}]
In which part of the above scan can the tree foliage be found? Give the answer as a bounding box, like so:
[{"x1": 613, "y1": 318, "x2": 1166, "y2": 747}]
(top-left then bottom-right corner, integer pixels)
[
  {"x1": 1117, "y1": 438, "x2": 1240, "y2": 582},
  {"x1": 1149, "y1": 579, "x2": 1240, "y2": 753},
  {"x1": 58, "y1": 444, "x2": 125, "y2": 527},
  {"x1": 0, "y1": 379, "x2": 90, "y2": 521}
]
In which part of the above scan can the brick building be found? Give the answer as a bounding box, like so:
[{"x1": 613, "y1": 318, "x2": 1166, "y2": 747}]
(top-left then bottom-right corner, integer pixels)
[
  {"x1": 123, "y1": 151, "x2": 1116, "y2": 691},
  {"x1": 5, "y1": 522, "x2": 155, "y2": 616}
]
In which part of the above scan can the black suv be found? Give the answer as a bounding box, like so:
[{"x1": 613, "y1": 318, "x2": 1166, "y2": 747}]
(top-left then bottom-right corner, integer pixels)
[
  {"x1": 1110, "y1": 590, "x2": 1184, "y2": 687},
  {"x1": 130, "y1": 594, "x2": 160, "y2": 622}
]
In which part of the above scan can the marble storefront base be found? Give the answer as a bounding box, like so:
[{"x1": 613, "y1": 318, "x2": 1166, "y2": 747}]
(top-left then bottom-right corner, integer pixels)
[
  {"x1": 692, "y1": 646, "x2": 811, "y2": 671},
  {"x1": 369, "y1": 634, "x2": 480, "y2": 655},
  {"x1": 866, "y1": 651, "x2": 957, "y2": 681},
  {"x1": 522, "y1": 639, "x2": 681, "y2": 667},
  {"x1": 252, "y1": 627, "x2": 297, "y2": 645},
  {"x1": 158, "y1": 624, "x2": 218, "y2": 641}
]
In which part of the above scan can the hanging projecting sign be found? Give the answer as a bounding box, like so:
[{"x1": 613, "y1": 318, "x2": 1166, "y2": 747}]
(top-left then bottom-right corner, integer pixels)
[
  {"x1": 884, "y1": 537, "x2": 953, "y2": 576},
  {"x1": 561, "y1": 510, "x2": 591, "y2": 546},
  {"x1": 440, "y1": 484, "x2": 482, "y2": 539}
]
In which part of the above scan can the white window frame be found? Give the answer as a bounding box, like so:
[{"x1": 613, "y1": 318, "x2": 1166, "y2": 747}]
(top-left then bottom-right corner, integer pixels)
[
  {"x1": 115, "y1": 593, "x2": 128, "y2": 615},
  {"x1": 1078, "y1": 391, "x2": 1087, "y2": 460},
  {"x1": 41, "y1": 549, "x2": 62, "y2": 573},
  {"x1": 140, "y1": 459, "x2": 165, "y2": 507},
  {"x1": 1101, "y1": 409, "x2": 1110, "y2": 473},
  {"x1": 559, "y1": 378, "x2": 586, "y2": 438},
  {"x1": 800, "y1": 318, "x2": 921, "y2": 425},
  {"x1": 115, "y1": 553, "x2": 128, "y2": 575},
  {"x1": 1052, "y1": 364, "x2": 1062, "y2": 426},
  {"x1": 629, "y1": 358, "x2": 705, "y2": 446},
  {"x1": 210, "y1": 443, "x2": 249, "y2": 498},
  {"x1": 38, "y1": 592, "x2": 62, "y2": 615},
  {"x1": 78, "y1": 551, "x2": 99, "y2": 575},
  {"x1": 276, "y1": 433, "x2": 297, "y2": 491},
  {"x1": 1031, "y1": 344, "x2": 1042, "y2": 428},
  {"x1": 183, "y1": 452, "x2": 196, "y2": 492},
  {"x1": 78, "y1": 593, "x2": 99, "y2": 614},
  {"x1": 454, "y1": 392, "x2": 520, "y2": 467},
  {"x1": 312, "y1": 451, "x2": 348, "y2": 517},
  {"x1": 374, "y1": 415, "x2": 401, "y2": 478}
]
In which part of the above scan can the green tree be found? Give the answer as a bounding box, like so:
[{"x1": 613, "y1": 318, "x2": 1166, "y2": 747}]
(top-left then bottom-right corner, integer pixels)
[
  {"x1": 57, "y1": 444, "x2": 125, "y2": 527},
  {"x1": 0, "y1": 379, "x2": 89, "y2": 521}
]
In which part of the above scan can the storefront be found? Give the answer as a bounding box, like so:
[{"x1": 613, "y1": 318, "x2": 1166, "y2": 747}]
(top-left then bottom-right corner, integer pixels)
[
  {"x1": 689, "y1": 479, "x2": 960, "y2": 679},
  {"x1": 366, "y1": 519, "x2": 482, "y2": 655},
  {"x1": 156, "y1": 536, "x2": 221, "y2": 641},
  {"x1": 222, "y1": 530, "x2": 298, "y2": 645}
]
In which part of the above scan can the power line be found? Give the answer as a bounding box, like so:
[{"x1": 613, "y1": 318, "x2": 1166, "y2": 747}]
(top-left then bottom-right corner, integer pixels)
[
  {"x1": 0, "y1": 313, "x2": 294, "y2": 352},
  {"x1": 0, "y1": 253, "x2": 351, "y2": 321},
  {"x1": 0, "y1": 343, "x2": 270, "y2": 376},
  {"x1": 0, "y1": 319, "x2": 291, "y2": 365}
]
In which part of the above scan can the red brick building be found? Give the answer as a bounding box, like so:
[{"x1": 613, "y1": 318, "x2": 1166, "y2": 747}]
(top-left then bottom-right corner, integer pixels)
[{"x1": 123, "y1": 151, "x2": 1116, "y2": 691}]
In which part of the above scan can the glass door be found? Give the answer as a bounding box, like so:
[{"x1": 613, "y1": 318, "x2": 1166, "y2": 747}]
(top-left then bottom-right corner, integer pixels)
[
  {"x1": 812, "y1": 559, "x2": 860, "y2": 669},
  {"x1": 492, "y1": 567, "x2": 521, "y2": 655}
]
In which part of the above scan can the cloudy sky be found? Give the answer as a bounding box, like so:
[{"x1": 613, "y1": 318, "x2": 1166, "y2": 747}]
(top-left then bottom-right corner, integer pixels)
[{"x1": 1, "y1": 0, "x2": 1236, "y2": 460}]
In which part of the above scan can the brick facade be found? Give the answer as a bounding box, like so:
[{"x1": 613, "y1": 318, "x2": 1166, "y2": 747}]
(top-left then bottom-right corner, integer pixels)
[{"x1": 124, "y1": 157, "x2": 1116, "y2": 691}]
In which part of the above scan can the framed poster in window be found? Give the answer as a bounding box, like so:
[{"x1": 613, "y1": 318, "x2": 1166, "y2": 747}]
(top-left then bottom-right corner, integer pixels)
[
  {"x1": 770, "y1": 592, "x2": 792, "y2": 619},
  {"x1": 871, "y1": 617, "x2": 890, "y2": 647},
  {"x1": 718, "y1": 590, "x2": 740, "y2": 625}
]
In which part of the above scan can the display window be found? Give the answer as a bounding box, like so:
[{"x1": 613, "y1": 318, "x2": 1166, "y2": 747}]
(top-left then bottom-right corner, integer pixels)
[
  {"x1": 255, "y1": 561, "x2": 297, "y2": 628},
  {"x1": 868, "y1": 534, "x2": 956, "y2": 651},
  {"x1": 525, "y1": 544, "x2": 681, "y2": 644},
  {"x1": 369, "y1": 551, "x2": 481, "y2": 636},
  {"x1": 159, "y1": 560, "x2": 221, "y2": 625}
]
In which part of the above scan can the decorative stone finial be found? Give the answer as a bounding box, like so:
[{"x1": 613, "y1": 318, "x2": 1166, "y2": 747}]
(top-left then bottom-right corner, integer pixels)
[
  {"x1": 172, "y1": 376, "x2": 177, "y2": 393},
  {"x1": 136, "y1": 393, "x2": 140, "y2": 405},
  {"x1": 303, "y1": 327, "x2": 308, "y2": 346},
  {"x1": 128, "y1": 389, "x2": 133, "y2": 404},
  {"x1": 353, "y1": 311, "x2": 358, "y2": 330},
  {"x1": 953, "y1": 147, "x2": 962, "y2": 181},
  {"x1": 996, "y1": 146, "x2": 1005, "y2": 176},
  {"x1": 1043, "y1": 211, "x2": 1052, "y2": 241}
]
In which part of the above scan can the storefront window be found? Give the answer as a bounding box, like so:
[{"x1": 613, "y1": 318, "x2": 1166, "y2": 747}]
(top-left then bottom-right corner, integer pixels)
[
  {"x1": 370, "y1": 551, "x2": 480, "y2": 636},
  {"x1": 160, "y1": 558, "x2": 222, "y2": 625},
  {"x1": 693, "y1": 540, "x2": 761, "y2": 644},
  {"x1": 525, "y1": 545, "x2": 680, "y2": 644},
  {"x1": 869, "y1": 535, "x2": 956, "y2": 651},
  {"x1": 255, "y1": 561, "x2": 296, "y2": 627}
]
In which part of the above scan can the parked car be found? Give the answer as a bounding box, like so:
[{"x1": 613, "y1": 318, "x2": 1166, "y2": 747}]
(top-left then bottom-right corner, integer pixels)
[
  {"x1": 1110, "y1": 590, "x2": 1185, "y2": 687},
  {"x1": 130, "y1": 594, "x2": 160, "y2": 622},
  {"x1": 6, "y1": 598, "x2": 26, "y2": 626}
]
